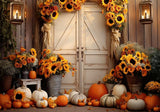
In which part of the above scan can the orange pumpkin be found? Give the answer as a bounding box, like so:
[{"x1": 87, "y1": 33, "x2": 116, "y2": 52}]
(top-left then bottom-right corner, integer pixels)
[
  {"x1": 88, "y1": 102, "x2": 92, "y2": 106},
  {"x1": 88, "y1": 81, "x2": 108, "y2": 100},
  {"x1": 29, "y1": 71, "x2": 37, "y2": 79},
  {"x1": 0, "y1": 94, "x2": 11, "y2": 107},
  {"x1": 92, "y1": 100, "x2": 100, "y2": 107},
  {"x1": 0, "y1": 105, "x2": 2, "y2": 110},
  {"x1": 22, "y1": 102, "x2": 30, "y2": 108},
  {"x1": 55, "y1": 95, "x2": 68, "y2": 106},
  {"x1": 131, "y1": 92, "x2": 146, "y2": 100},
  {"x1": 6, "y1": 89, "x2": 15, "y2": 99},
  {"x1": 13, "y1": 100, "x2": 22, "y2": 108},
  {"x1": 153, "y1": 106, "x2": 160, "y2": 112},
  {"x1": 120, "y1": 103, "x2": 127, "y2": 110},
  {"x1": 3, "y1": 101, "x2": 12, "y2": 109},
  {"x1": 121, "y1": 92, "x2": 132, "y2": 102},
  {"x1": 145, "y1": 95, "x2": 160, "y2": 110},
  {"x1": 78, "y1": 99, "x2": 85, "y2": 106}
]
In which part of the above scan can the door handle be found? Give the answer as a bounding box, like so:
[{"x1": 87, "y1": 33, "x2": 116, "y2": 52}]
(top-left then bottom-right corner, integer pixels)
[
  {"x1": 81, "y1": 47, "x2": 84, "y2": 62},
  {"x1": 76, "y1": 47, "x2": 79, "y2": 61}
]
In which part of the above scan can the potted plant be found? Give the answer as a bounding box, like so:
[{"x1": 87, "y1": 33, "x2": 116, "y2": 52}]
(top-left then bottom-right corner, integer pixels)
[
  {"x1": 0, "y1": 60, "x2": 17, "y2": 93},
  {"x1": 148, "y1": 48, "x2": 160, "y2": 82}
]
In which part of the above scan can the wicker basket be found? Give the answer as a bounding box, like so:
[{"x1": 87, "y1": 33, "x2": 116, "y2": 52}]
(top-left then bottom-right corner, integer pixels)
[
  {"x1": 47, "y1": 75, "x2": 62, "y2": 96},
  {"x1": 126, "y1": 75, "x2": 143, "y2": 93}
]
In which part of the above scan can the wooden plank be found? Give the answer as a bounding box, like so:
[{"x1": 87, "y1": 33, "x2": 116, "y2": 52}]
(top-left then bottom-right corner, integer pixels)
[
  {"x1": 158, "y1": 0, "x2": 160, "y2": 49},
  {"x1": 136, "y1": 0, "x2": 144, "y2": 47},
  {"x1": 128, "y1": 0, "x2": 136, "y2": 42},
  {"x1": 25, "y1": 0, "x2": 32, "y2": 51},
  {"x1": 144, "y1": 24, "x2": 152, "y2": 49},
  {"x1": 152, "y1": 0, "x2": 158, "y2": 48},
  {"x1": 16, "y1": 25, "x2": 21, "y2": 50}
]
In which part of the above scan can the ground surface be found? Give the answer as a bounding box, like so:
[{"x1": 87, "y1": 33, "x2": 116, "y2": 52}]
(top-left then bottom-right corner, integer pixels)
[{"x1": 0, "y1": 104, "x2": 147, "y2": 112}]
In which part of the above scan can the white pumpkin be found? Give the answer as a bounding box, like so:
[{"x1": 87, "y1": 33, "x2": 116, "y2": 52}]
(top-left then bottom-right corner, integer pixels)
[
  {"x1": 15, "y1": 85, "x2": 32, "y2": 101},
  {"x1": 127, "y1": 98, "x2": 145, "y2": 110},
  {"x1": 32, "y1": 89, "x2": 48, "y2": 102},
  {"x1": 100, "y1": 94, "x2": 119, "y2": 107},
  {"x1": 36, "y1": 99, "x2": 48, "y2": 108},
  {"x1": 48, "y1": 96, "x2": 57, "y2": 101},
  {"x1": 64, "y1": 94, "x2": 69, "y2": 102},
  {"x1": 69, "y1": 90, "x2": 87, "y2": 105},
  {"x1": 112, "y1": 84, "x2": 127, "y2": 98}
]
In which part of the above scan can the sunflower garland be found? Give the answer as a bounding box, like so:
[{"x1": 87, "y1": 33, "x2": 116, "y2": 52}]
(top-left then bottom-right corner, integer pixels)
[
  {"x1": 38, "y1": 49, "x2": 76, "y2": 79},
  {"x1": 144, "y1": 81, "x2": 160, "y2": 93}
]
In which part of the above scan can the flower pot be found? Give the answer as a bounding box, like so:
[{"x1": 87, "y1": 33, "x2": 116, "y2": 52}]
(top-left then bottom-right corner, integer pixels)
[
  {"x1": 0, "y1": 75, "x2": 12, "y2": 92},
  {"x1": 47, "y1": 74, "x2": 62, "y2": 96},
  {"x1": 105, "y1": 83, "x2": 115, "y2": 93},
  {"x1": 21, "y1": 70, "x2": 29, "y2": 79}
]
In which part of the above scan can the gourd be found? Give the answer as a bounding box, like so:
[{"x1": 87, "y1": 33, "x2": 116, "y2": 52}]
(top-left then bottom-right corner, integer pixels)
[
  {"x1": 153, "y1": 106, "x2": 160, "y2": 112},
  {"x1": 55, "y1": 95, "x2": 68, "y2": 106},
  {"x1": 78, "y1": 99, "x2": 85, "y2": 106},
  {"x1": 36, "y1": 99, "x2": 48, "y2": 108},
  {"x1": 92, "y1": 100, "x2": 100, "y2": 107},
  {"x1": 100, "y1": 94, "x2": 119, "y2": 107},
  {"x1": 120, "y1": 103, "x2": 127, "y2": 110},
  {"x1": 48, "y1": 97, "x2": 57, "y2": 108},
  {"x1": 127, "y1": 96, "x2": 145, "y2": 110},
  {"x1": 112, "y1": 84, "x2": 127, "y2": 98},
  {"x1": 15, "y1": 86, "x2": 32, "y2": 101},
  {"x1": 3, "y1": 101, "x2": 12, "y2": 109},
  {"x1": 69, "y1": 90, "x2": 87, "y2": 105},
  {"x1": 13, "y1": 100, "x2": 22, "y2": 108},
  {"x1": 48, "y1": 96, "x2": 57, "y2": 102},
  {"x1": 32, "y1": 88, "x2": 48, "y2": 102},
  {"x1": 88, "y1": 81, "x2": 108, "y2": 100},
  {"x1": 145, "y1": 95, "x2": 160, "y2": 110},
  {"x1": 22, "y1": 102, "x2": 30, "y2": 108},
  {"x1": 121, "y1": 92, "x2": 132, "y2": 102},
  {"x1": 0, "y1": 93, "x2": 11, "y2": 108},
  {"x1": 29, "y1": 70, "x2": 37, "y2": 79}
]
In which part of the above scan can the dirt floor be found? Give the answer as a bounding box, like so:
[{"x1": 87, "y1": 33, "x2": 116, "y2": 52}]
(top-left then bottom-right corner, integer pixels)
[{"x1": 0, "y1": 104, "x2": 147, "y2": 112}]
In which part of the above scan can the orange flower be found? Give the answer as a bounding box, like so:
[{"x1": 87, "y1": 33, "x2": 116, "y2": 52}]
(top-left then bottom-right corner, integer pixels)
[
  {"x1": 130, "y1": 49, "x2": 135, "y2": 54},
  {"x1": 142, "y1": 69, "x2": 147, "y2": 77},
  {"x1": 31, "y1": 57, "x2": 35, "y2": 63},
  {"x1": 22, "y1": 60, "x2": 27, "y2": 66},
  {"x1": 39, "y1": 66, "x2": 44, "y2": 75},
  {"x1": 136, "y1": 66, "x2": 142, "y2": 71},
  {"x1": 27, "y1": 57, "x2": 32, "y2": 63},
  {"x1": 39, "y1": 3, "x2": 44, "y2": 8},
  {"x1": 127, "y1": 50, "x2": 131, "y2": 54},
  {"x1": 14, "y1": 62, "x2": 19, "y2": 68},
  {"x1": 20, "y1": 47, "x2": 26, "y2": 53},
  {"x1": 128, "y1": 66, "x2": 135, "y2": 73},
  {"x1": 116, "y1": 72, "x2": 123, "y2": 79},
  {"x1": 9, "y1": 55, "x2": 16, "y2": 61},
  {"x1": 115, "y1": 65, "x2": 120, "y2": 72},
  {"x1": 19, "y1": 63, "x2": 22, "y2": 68},
  {"x1": 44, "y1": 69, "x2": 51, "y2": 79}
]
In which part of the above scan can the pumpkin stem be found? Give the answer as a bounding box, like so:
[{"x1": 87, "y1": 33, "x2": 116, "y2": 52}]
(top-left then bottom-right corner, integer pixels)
[
  {"x1": 97, "y1": 81, "x2": 101, "y2": 84},
  {"x1": 38, "y1": 88, "x2": 42, "y2": 91},
  {"x1": 135, "y1": 96, "x2": 137, "y2": 100}
]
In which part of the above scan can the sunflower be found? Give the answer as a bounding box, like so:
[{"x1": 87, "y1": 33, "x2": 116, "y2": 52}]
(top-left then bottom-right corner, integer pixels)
[
  {"x1": 39, "y1": 66, "x2": 44, "y2": 75},
  {"x1": 51, "y1": 10, "x2": 59, "y2": 19},
  {"x1": 74, "y1": 2, "x2": 81, "y2": 10},
  {"x1": 123, "y1": 67, "x2": 128, "y2": 74},
  {"x1": 123, "y1": 0, "x2": 128, "y2": 4},
  {"x1": 136, "y1": 51, "x2": 141, "y2": 58},
  {"x1": 122, "y1": 46, "x2": 128, "y2": 51},
  {"x1": 120, "y1": 55, "x2": 126, "y2": 61},
  {"x1": 19, "y1": 63, "x2": 22, "y2": 68},
  {"x1": 142, "y1": 69, "x2": 147, "y2": 77},
  {"x1": 31, "y1": 57, "x2": 35, "y2": 63},
  {"x1": 119, "y1": 61, "x2": 127, "y2": 71},
  {"x1": 115, "y1": 14, "x2": 124, "y2": 24},
  {"x1": 142, "y1": 53, "x2": 148, "y2": 59},
  {"x1": 115, "y1": 65, "x2": 120, "y2": 72},
  {"x1": 41, "y1": 16, "x2": 53, "y2": 23},
  {"x1": 102, "y1": 0, "x2": 110, "y2": 7},
  {"x1": 22, "y1": 60, "x2": 27, "y2": 66},
  {"x1": 128, "y1": 66, "x2": 135, "y2": 73},
  {"x1": 20, "y1": 47, "x2": 26, "y2": 53},
  {"x1": 128, "y1": 56, "x2": 137, "y2": 66},
  {"x1": 139, "y1": 58, "x2": 145, "y2": 64},
  {"x1": 130, "y1": 49, "x2": 135, "y2": 54},
  {"x1": 116, "y1": 5, "x2": 122, "y2": 12},
  {"x1": 69, "y1": 0, "x2": 77, "y2": 4},
  {"x1": 41, "y1": 9, "x2": 46, "y2": 16},
  {"x1": 39, "y1": 59, "x2": 45, "y2": 66},
  {"x1": 14, "y1": 62, "x2": 20, "y2": 68},
  {"x1": 116, "y1": 72, "x2": 123, "y2": 79},
  {"x1": 110, "y1": 6, "x2": 115, "y2": 12},
  {"x1": 110, "y1": 69, "x2": 115, "y2": 76},
  {"x1": 49, "y1": 63, "x2": 57, "y2": 74},
  {"x1": 63, "y1": 64, "x2": 70, "y2": 72},
  {"x1": 59, "y1": 0, "x2": 67, "y2": 5},
  {"x1": 58, "y1": 54, "x2": 65, "y2": 60},
  {"x1": 46, "y1": 9, "x2": 51, "y2": 16},
  {"x1": 50, "y1": 56, "x2": 57, "y2": 62},
  {"x1": 106, "y1": 18, "x2": 115, "y2": 27},
  {"x1": 39, "y1": 3, "x2": 44, "y2": 8},
  {"x1": 62, "y1": 59, "x2": 68, "y2": 64},
  {"x1": 136, "y1": 65, "x2": 142, "y2": 71},
  {"x1": 123, "y1": 8, "x2": 128, "y2": 14},
  {"x1": 14, "y1": 91, "x2": 25, "y2": 101},
  {"x1": 105, "y1": 12, "x2": 114, "y2": 19},
  {"x1": 65, "y1": 2, "x2": 74, "y2": 12},
  {"x1": 110, "y1": 2, "x2": 115, "y2": 7},
  {"x1": 145, "y1": 64, "x2": 151, "y2": 71},
  {"x1": 44, "y1": 69, "x2": 51, "y2": 79},
  {"x1": 30, "y1": 48, "x2": 37, "y2": 57},
  {"x1": 9, "y1": 55, "x2": 16, "y2": 61},
  {"x1": 27, "y1": 57, "x2": 32, "y2": 63},
  {"x1": 21, "y1": 55, "x2": 26, "y2": 61},
  {"x1": 103, "y1": 75, "x2": 107, "y2": 82}
]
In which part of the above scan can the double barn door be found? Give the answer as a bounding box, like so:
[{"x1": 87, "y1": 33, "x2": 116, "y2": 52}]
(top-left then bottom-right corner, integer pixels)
[{"x1": 52, "y1": 2, "x2": 110, "y2": 94}]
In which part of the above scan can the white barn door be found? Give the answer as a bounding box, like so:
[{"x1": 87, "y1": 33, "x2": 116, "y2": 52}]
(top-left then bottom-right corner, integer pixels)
[{"x1": 53, "y1": 2, "x2": 110, "y2": 94}]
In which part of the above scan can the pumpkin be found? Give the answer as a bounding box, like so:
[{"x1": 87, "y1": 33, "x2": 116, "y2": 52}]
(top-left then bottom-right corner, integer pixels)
[
  {"x1": 153, "y1": 106, "x2": 160, "y2": 112},
  {"x1": 112, "y1": 84, "x2": 127, "y2": 98},
  {"x1": 120, "y1": 103, "x2": 127, "y2": 110},
  {"x1": 131, "y1": 92, "x2": 146, "y2": 100},
  {"x1": 15, "y1": 86, "x2": 32, "y2": 101},
  {"x1": 145, "y1": 95, "x2": 160, "y2": 110},
  {"x1": 88, "y1": 81, "x2": 108, "y2": 100},
  {"x1": 78, "y1": 99, "x2": 85, "y2": 106},
  {"x1": 22, "y1": 102, "x2": 30, "y2": 108},
  {"x1": 127, "y1": 96, "x2": 145, "y2": 110},
  {"x1": 0, "y1": 105, "x2": 2, "y2": 110},
  {"x1": 0, "y1": 93, "x2": 11, "y2": 108},
  {"x1": 121, "y1": 92, "x2": 132, "y2": 102},
  {"x1": 69, "y1": 90, "x2": 87, "y2": 105},
  {"x1": 64, "y1": 89, "x2": 72, "y2": 102},
  {"x1": 36, "y1": 99, "x2": 48, "y2": 108},
  {"x1": 48, "y1": 97, "x2": 57, "y2": 108},
  {"x1": 13, "y1": 100, "x2": 22, "y2": 108},
  {"x1": 48, "y1": 96, "x2": 57, "y2": 102},
  {"x1": 29, "y1": 70, "x2": 37, "y2": 79},
  {"x1": 56, "y1": 95, "x2": 68, "y2": 106},
  {"x1": 88, "y1": 101, "x2": 92, "y2": 106},
  {"x1": 32, "y1": 88, "x2": 48, "y2": 102},
  {"x1": 100, "y1": 94, "x2": 119, "y2": 107},
  {"x1": 6, "y1": 89, "x2": 15, "y2": 99},
  {"x1": 13, "y1": 91, "x2": 25, "y2": 101},
  {"x1": 49, "y1": 103, "x2": 57, "y2": 108},
  {"x1": 92, "y1": 100, "x2": 100, "y2": 107},
  {"x1": 3, "y1": 101, "x2": 12, "y2": 109}
]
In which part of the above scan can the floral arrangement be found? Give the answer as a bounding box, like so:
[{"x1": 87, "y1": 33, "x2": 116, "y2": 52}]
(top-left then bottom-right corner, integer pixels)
[
  {"x1": 4, "y1": 47, "x2": 38, "y2": 71},
  {"x1": 102, "y1": 0, "x2": 128, "y2": 31},
  {"x1": 144, "y1": 81, "x2": 160, "y2": 93},
  {"x1": 103, "y1": 69, "x2": 119, "y2": 84},
  {"x1": 38, "y1": 0, "x2": 59, "y2": 23},
  {"x1": 106, "y1": 43, "x2": 151, "y2": 80},
  {"x1": 38, "y1": 49, "x2": 75, "y2": 79},
  {"x1": 58, "y1": 0, "x2": 85, "y2": 12}
]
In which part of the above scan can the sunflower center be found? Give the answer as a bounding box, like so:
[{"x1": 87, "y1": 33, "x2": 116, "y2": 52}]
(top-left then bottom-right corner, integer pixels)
[
  {"x1": 67, "y1": 4, "x2": 72, "y2": 9},
  {"x1": 51, "y1": 66, "x2": 56, "y2": 70},
  {"x1": 121, "y1": 64, "x2": 125, "y2": 69},
  {"x1": 140, "y1": 59, "x2": 143, "y2": 63},
  {"x1": 130, "y1": 59, "x2": 136, "y2": 65},
  {"x1": 109, "y1": 19, "x2": 113, "y2": 24},
  {"x1": 117, "y1": 16, "x2": 122, "y2": 21},
  {"x1": 16, "y1": 94, "x2": 22, "y2": 100},
  {"x1": 60, "y1": 0, "x2": 65, "y2": 2},
  {"x1": 146, "y1": 66, "x2": 150, "y2": 69},
  {"x1": 104, "y1": 0, "x2": 109, "y2": 4},
  {"x1": 111, "y1": 71, "x2": 114, "y2": 74},
  {"x1": 52, "y1": 12, "x2": 57, "y2": 17}
]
